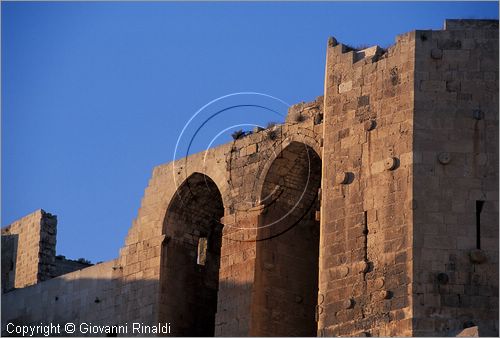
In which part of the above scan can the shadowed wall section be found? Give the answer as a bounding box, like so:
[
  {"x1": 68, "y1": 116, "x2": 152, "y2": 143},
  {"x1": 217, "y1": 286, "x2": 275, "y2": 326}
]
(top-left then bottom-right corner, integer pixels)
[
  {"x1": 411, "y1": 20, "x2": 499, "y2": 336},
  {"x1": 159, "y1": 173, "x2": 224, "y2": 336},
  {"x1": 252, "y1": 142, "x2": 322, "y2": 336}
]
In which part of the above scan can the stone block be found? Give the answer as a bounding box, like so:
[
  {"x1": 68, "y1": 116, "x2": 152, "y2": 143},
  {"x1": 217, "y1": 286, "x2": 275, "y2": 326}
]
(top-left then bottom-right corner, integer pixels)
[
  {"x1": 420, "y1": 80, "x2": 446, "y2": 92},
  {"x1": 338, "y1": 81, "x2": 353, "y2": 93}
]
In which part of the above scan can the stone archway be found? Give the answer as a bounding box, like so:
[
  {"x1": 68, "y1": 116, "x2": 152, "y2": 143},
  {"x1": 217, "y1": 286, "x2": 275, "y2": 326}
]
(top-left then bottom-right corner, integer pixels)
[
  {"x1": 159, "y1": 173, "x2": 224, "y2": 336},
  {"x1": 252, "y1": 142, "x2": 322, "y2": 336}
]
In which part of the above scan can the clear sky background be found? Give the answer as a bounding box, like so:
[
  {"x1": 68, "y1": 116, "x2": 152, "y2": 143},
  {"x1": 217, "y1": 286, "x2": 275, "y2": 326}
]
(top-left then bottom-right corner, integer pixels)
[{"x1": 2, "y1": 2, "x2": 498, "y2": 263}]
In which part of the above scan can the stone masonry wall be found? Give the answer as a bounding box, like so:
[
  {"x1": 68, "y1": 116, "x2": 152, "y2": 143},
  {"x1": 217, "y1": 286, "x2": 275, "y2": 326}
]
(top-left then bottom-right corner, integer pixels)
[
  {"x1": 159, "y1": 173, "x2": 224, "y2": 336},
  {"x1": 251, "y1": 142, "x2": 322, "y2": 336},
  {"x1": 112, "y1": 95, "x2": 324, "y2": 336},
  {"x1": 53, "y1": 256, "x2": 93, "y2": 277},
  {"x1": 319, "y1": 32, "x2": 416, "y2": 336},
  {"x1": 1, "y1": 234, "x2": 17, "y2": 293},
  {"x1": 2, "y1": 260, "x2": 124, "y2": 336},
  {"x1": 1, "y1": 20, "x2": 498, "y2": 338},
  {"x1": 412, "y1": 19, "x2": 499, "y2": 336},
  {"x1": 1, "y1": 210, "x2": 57, "y2": 290}
]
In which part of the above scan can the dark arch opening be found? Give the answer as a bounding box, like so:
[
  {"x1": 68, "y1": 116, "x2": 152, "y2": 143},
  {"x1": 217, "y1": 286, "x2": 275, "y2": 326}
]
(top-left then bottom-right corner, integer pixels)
[
  {"x1": 253, "y1": 142, "x2": 322, "y2": 336},
  {"x1": 159, "y1": 173, "x2": 224, "y2": 336}
]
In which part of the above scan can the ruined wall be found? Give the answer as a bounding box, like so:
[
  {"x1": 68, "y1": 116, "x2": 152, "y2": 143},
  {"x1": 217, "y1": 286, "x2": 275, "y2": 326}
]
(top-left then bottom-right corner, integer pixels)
[
  {"x1": 412, "y1": 19, "x2": 499, "y2": 336},
  {"x1": 1, "y1": 260, "x2": 124, "y2": 336},
  {"x1": 53, "y1": 256, "x2": 93, "y2": 277},
  {"x1": 1, "y1": 20, "x2": 498, "y2": 338},
  {"x1": 1, "y1": 210, "x2": 94, "y2": 293},
  {"x1": 117, "y1": 95, "x2": 323, "y2": 336},
  {"x1": 151, "y1": 97, "x2": 324, "y2": 336},
  {"x1": 1, "y1": 210, "x2": 57, "y2": 290},
  {"x1": 319, "y1": 32, "x2": 416, "y2": 336}
]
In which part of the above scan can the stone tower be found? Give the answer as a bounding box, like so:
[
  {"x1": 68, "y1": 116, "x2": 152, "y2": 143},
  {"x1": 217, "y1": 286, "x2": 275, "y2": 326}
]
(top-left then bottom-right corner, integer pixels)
[{"x1": 319, "y1": 19, "x2": 498, "y2": 336}]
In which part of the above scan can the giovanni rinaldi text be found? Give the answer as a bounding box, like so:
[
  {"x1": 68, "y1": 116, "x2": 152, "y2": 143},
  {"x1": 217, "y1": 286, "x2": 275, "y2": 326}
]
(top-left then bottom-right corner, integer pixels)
[{"x1": 6, "y1": 322, "x2": 172, "y2": 336}]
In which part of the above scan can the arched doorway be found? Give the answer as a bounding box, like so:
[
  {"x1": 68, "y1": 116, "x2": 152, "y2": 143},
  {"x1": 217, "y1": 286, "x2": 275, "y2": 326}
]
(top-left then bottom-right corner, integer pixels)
[
  {"x1": 159, "y1": 173, "x2": 224, "y2": 336},
  {"x1": 253, "y1": 142, "x2": 322, "y2": 336}
]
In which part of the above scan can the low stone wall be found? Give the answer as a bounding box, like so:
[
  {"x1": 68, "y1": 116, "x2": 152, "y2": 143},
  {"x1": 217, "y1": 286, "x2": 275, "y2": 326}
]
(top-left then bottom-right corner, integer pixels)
[
  {"x1": 53, "y1": 256, "x2": 93, "y2": 277},
  {"x1": 1, "y1": 260, "x2": 141, "y2": 336}
]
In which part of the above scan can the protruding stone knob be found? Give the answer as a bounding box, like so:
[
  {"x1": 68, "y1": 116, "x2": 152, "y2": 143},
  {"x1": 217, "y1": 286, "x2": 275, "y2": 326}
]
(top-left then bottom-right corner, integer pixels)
[
  {"x1": 340, "y1": 266, "x2": 349, "y2": 277},
  {"x1": 384, "y1": 157, "x2": 398, "y2": 171},
  {"x1": 364, "y1": 119, "x2": 376, "y2": 131},
  {"x1": 437, "y1": 272, "x2": 449, "y2": 285},
  {"x1": 359, "y1": 261, "x2": 370, "y2": 274},
  {"x1": 382, "y1": 290, "x2": 392, "y2": 299},
  {"x1": 438, "y1": 152, "x2": 451, "y2": 164},
  {"x1": 469, "y1": 249, "x2": 487, "y2": 264},
  {"x1": 431, "y1": 48, "x2": 443, "y2": 59},
  {"x1": 336, "y1": 172, "x2": 350, "y2": 185},
  {"x1": 374, "y1": 278, "x2": 385, "y2": 289},
  {"x1": 343, "y1": 298, "x2": 354, "y2": 309}
]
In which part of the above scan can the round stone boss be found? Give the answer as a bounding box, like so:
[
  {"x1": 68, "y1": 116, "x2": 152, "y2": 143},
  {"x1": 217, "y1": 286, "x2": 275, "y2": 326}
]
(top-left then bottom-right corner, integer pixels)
[
  {"x1": 438, "y1": 152, "x2": 451, "y2": 164},
  {"x1": 336, "y1": 172, "x2": 350, "y2": 185},
  {"x1": 384, "y1": 157, "x2": 398, "y2": 171},
  {"x1": 343, "y1": 298, "x2": 354, "y2": 309},
  {"x1": 364, "y1": 119, "x2": 377, "y2": 131}
]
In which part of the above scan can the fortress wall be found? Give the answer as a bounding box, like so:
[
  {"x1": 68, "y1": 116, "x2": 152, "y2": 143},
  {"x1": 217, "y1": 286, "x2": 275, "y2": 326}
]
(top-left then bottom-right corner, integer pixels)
[
  {"x1": 1, "y1": 19, "x2": 498, "y2": 338},
  {"x1": 114, "y1": 96, "x2": 325, "y2": 335},
  {"x1": 217, "y1": 99, "x2": 324, "y2": 336},
  {"x1": 1, "y1": 102, "x2": 324, "y2": 337},
  {"x1": 250, "y1": 141, "x2": 322, "y2": 336},
  {"x1": 117, "y1": 142, "x2": 234, "y2": 331},
  {"x1": 1, "y1": 210, "x2": 57, "y2": 290},
  {"x1": 412, "y1": 19, "x2": 499, "y2": 336},
  {"x1": 2, "y1": 260, "x2": 124, "y2": 336},
  {"x1": 320, "y1": 32, "x2": 416, "y2": 336}
]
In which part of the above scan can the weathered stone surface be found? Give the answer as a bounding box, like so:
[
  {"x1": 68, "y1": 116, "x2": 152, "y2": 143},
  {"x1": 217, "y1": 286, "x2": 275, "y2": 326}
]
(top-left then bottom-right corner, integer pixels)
[
  {"x1": 456, "y1": 326, "x2": 479, "y2": 337},
  {"x1": 469, "y1": 249, "x2": 488, "y2": 264},
  {"x1": 413, "y1": 19, "x2": 498, "y2": 337},
  {"x1": 438, "y1": 152, "x2": 452, "y2": 164},
  {"x1": 431, "y1": 48, "x2": 443, "y2": 59},
  {"x1": 364, "y1": 119, "x2": 377, "y2": 131},
  {"x1": 336, "y1": 172, "x2": 350, "y2": 185},
  {"x1": 1, "y1": 19, "x2": 498, "y2": 338},
  {"x1": 384, "y1": 157, "x2": 399, "y2": 171},
  {"x1": 338, "y1": 81, "x2": 353, "y2": 93}
]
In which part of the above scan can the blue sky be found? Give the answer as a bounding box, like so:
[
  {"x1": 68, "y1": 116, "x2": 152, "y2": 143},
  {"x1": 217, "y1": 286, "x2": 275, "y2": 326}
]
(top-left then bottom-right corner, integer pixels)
[{"x1": 2, "y1": 2, "x2": 498, "y2": 262}]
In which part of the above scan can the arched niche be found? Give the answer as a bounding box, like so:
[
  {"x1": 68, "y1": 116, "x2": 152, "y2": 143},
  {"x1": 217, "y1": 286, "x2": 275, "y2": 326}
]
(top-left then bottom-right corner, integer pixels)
[
  {"x1": 253, "y1": 141, "x2": 322, "y2": 336},
  {"x1": 159, "y1": 173, "x2": 224, "y2": 336}
]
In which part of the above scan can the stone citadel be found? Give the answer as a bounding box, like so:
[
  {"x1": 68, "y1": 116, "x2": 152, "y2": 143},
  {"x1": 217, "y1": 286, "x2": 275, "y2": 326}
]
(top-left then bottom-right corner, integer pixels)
[{"x1": 2, "y1": 19, "x2": 499, "y2": 336}]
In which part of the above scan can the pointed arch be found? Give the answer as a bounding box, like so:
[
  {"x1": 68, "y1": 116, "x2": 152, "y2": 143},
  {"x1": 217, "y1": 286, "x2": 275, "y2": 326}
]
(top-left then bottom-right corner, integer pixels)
[
  {"x1": 253, "y1": 142, "x2": 322, "y2": 336},
  {"x1": 159, "y1": 172, "x2": 224, "y2": 336}
]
